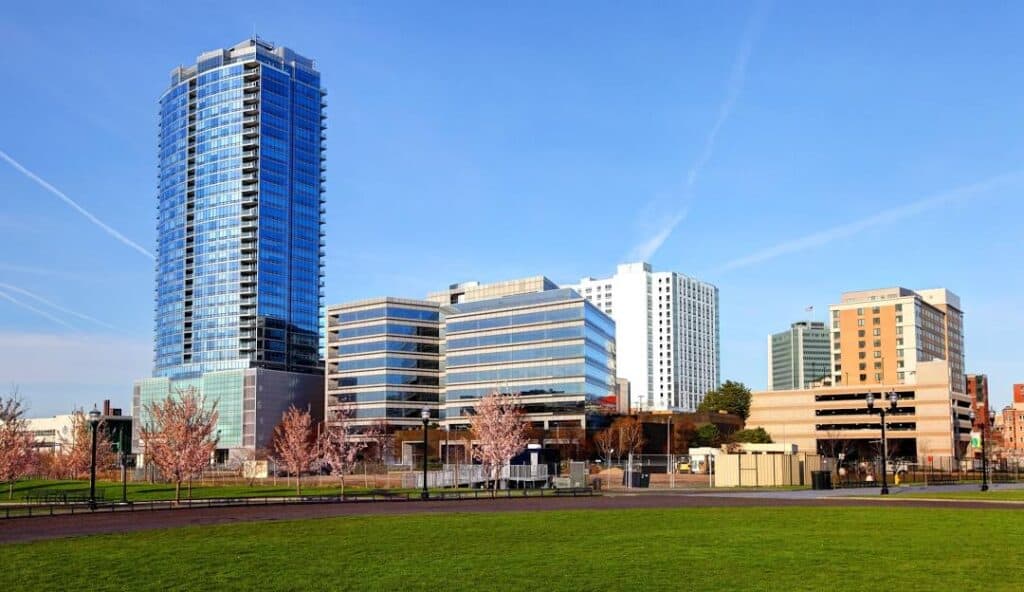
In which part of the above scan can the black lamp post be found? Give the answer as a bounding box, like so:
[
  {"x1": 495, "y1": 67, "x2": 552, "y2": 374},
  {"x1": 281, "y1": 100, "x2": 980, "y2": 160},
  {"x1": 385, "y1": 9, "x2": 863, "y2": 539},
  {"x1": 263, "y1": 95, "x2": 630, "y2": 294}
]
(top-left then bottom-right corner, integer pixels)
[
  {"x1": 420, "y1": 407, "x2": 430, "y2": 500},
  {"x1": 971, "y1": 409, "x2": 991, "y2": 492},
  {"x1": 87, "y1": 406, "x2": 102, "y2": 509},
  {"x1": 866, "y1": 391, "x2": 898, "y2": 495}
]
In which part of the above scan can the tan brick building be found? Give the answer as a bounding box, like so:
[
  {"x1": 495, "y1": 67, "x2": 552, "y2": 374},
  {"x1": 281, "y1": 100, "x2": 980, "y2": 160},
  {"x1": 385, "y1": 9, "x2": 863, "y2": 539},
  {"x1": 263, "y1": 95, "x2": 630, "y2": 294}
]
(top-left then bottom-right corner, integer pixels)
[
  {"x1": 829, "y1": 288, "x2": 964, "y2": 393},
  {"x1": 748, "y1": 360, "x2": 970, "y2": 458},
  {"x1": 749, "y1": 286, "x2": 968, "y2": 460}
]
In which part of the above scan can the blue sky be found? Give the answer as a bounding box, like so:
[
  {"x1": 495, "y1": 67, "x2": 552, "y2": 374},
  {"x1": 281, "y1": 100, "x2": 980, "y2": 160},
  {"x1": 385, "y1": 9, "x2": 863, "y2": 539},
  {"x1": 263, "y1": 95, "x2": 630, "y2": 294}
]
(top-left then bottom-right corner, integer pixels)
[{"x1": 1, "y1": 1, "x2": 1022, "y2": 416}]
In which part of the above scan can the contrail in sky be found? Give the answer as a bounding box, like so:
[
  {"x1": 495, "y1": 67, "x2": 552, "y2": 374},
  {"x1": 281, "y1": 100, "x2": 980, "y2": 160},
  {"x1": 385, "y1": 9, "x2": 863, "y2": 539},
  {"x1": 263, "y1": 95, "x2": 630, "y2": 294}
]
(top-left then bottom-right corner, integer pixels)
[
  {"x1": 629, "y1": 1, "x2": 769, "y2": 262},
  {"x1": 0, "y1": 149, "x2": 154, "y2": 259},
  {"x1": 714, "y1": 170, "x2": 1024, "y2": 273},
  {"x1": 0, "y1": 289, "x2": 77, "y2": 330},
  {"x1": 0, "y1": 283, "x2": 117, "y2": 331}
]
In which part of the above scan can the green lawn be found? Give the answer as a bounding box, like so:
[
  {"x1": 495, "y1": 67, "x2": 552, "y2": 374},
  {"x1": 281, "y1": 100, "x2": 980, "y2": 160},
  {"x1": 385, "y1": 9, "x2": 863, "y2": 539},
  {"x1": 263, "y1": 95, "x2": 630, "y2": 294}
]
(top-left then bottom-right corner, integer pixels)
[
  {"x1": 2, "y1": 507, "x2": 1023, "y2": 591},
  {"x1": 900, "y1": 488, "x2": 1024, "y2": 501}
]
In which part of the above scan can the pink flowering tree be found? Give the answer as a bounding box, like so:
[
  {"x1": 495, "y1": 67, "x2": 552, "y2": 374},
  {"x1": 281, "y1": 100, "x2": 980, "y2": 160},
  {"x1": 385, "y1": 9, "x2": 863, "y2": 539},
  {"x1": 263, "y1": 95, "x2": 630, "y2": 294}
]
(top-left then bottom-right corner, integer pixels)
[
  {"x1": 272, "y1": 405, "x2": 319, "y2": 495},
  {"x1": 318, "y1": 405, "x2": 366, "y2": 496},
  {"x1": 141, "y1": 387, "x2": 220, "y2": 502},
  {"x1": 470, "y1": 392, "x2": 528, "y2": 490},
  {"x1": 58, "y1": 409, "x2": 117, "y2": 479},
  {"x1": 0, "y1": 391, "x2": 36, "y2": 499}
]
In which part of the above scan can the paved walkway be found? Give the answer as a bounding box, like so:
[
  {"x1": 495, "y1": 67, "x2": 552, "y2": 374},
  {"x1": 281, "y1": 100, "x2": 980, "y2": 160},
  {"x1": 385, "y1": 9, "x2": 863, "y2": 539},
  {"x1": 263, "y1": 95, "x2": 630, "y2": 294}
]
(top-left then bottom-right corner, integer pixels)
[{"x1": 3, "y1": 490, "x2": 1022, "y2": 545}]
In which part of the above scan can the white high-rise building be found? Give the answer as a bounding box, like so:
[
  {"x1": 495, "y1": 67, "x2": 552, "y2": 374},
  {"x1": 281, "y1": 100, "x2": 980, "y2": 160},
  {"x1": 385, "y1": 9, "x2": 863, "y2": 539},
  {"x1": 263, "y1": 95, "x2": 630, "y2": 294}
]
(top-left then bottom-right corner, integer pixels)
[{"x1": 567, "y1": 262, "x2": 720, "y2": 412}]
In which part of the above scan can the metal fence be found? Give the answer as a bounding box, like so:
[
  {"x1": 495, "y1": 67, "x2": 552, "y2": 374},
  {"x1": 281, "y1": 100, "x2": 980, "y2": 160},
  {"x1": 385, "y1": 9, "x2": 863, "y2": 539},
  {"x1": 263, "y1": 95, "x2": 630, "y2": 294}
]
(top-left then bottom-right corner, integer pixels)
[
  {"x1": 403, "y1": 464, "x2": 551, "y2": 489},
  {"x1": 829, "y1": 456, "x2": 1024, "y2": 488},
  {"x1": 1, "y1": 487, "x2": 597, "y2": 520}
]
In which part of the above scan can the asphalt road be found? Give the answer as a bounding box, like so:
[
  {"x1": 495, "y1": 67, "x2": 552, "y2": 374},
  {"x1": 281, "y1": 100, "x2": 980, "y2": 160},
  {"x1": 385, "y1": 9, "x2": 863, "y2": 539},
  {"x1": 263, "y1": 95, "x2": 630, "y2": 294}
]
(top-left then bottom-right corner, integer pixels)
[{"x1": 2, "y1": 492, "x2": 1020, "y2": 545}]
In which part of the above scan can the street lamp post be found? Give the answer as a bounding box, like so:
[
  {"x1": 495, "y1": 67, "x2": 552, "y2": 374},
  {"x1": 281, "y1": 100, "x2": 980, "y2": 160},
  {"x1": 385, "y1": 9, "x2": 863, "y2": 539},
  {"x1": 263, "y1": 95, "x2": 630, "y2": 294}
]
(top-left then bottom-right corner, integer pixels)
[
  {"x1": 420, "y1": 407, "x2": 430, "y2": 500},
  {"x1": 87, "y1": 406, "x2": 102, "y2": 510},
  {"x1": 866, "y1": 391, "x2": 898, "y2": 495},
  {"x1": 971, "y1": 409, "x2": 991, "y2": 492}
]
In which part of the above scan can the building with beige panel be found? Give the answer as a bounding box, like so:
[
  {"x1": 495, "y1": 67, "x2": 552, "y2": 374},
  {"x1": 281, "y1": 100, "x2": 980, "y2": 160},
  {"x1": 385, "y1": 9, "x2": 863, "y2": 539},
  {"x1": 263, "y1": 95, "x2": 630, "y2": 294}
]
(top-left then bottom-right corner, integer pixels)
[
  {"x1": 748, "y1": 360, "x2": 971, "y2": 458},
  {"x1": 829, "y1": 287, "x2": 964, "y2": 393}
]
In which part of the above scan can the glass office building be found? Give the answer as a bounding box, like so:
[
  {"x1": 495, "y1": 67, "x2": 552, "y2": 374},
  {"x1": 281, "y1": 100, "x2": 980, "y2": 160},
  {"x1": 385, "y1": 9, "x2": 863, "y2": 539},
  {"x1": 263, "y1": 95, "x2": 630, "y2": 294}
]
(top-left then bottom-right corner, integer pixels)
[
  {"x1": 443, "y1": 288, "x2": 617, "y2": 430},
  {"x1": 325, "y1": 298, "x2": 443, "y2": 432},
  {"x1": 325, "y1": 281, "x2": 618, "y2": 445},
  {"x1": 135, "y1": 38, "x2": 325, "y2": 456}
]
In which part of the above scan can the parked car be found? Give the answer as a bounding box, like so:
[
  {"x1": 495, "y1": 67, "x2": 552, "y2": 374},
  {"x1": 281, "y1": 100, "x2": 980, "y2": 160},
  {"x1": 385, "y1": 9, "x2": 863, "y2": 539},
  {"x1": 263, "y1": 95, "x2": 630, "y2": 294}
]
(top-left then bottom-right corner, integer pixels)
[{"x1": 676, "y1": 460, "x2": 692, "y2": 474}]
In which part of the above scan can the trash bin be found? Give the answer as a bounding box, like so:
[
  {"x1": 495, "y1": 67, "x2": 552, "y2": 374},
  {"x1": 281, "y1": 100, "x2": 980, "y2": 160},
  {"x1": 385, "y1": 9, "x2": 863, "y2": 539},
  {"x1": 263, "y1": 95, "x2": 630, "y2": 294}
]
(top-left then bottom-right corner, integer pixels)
[
  {"x1": 811, "y1": 470, "x2": 832, "y2": 490},
  {"x1": 622, "y1": 471, "x2": 651, "y2": 488}
]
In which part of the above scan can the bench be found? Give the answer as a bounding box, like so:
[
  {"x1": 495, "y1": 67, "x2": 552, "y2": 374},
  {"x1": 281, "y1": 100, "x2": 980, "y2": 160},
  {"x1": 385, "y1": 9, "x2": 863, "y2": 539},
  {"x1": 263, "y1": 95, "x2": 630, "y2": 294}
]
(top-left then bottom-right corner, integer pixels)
[
  {"x1": 25, "y1": 489, "x2": 106, "y2": 504},
  {"x1": 552, "y1": 487, "x2": 594, "y2": 496}
]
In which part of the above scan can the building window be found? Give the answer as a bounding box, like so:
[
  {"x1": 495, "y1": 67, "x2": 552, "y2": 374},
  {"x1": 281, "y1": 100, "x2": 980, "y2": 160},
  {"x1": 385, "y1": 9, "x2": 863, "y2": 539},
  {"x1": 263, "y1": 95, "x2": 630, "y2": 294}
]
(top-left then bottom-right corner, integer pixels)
[
  {"x1": 858, "y1": 341, "x2": 866, "y2": 348},
  {"x1": 875, "y1": 373, "x2": 883, "y2": 381},
  {"x1": 872, "y1": 328, "x2": 881, "y2": 336},
  {"x1": 857, "y1": 319, "x2": 865, "y2": 327},
  {"x1": 859, "y1": 363, "x2": 866, "y2": 370},
  {"x1": 874, "y1": 351, "x2": 881, "y2": 358},
  {"x1": 874, "y1": 362, "x2": 882, "y2": 369},
  {"x1": 858, "y1": 330, "x2": 866, "y2": 337},
  {"x1": 873, "y1": 317, "x2": 881, "y2": 325},
  {"x1": 859, "y1": 373, "x2": 868, "y2": 381},
  {"x1": 857, "y1": 308, "x2": 864, "y2": 315},
  {"x1": 872, "y1": 306, "x2": 880, "y2": 314},
  {"x1": 873, "y1": 340, "x2": 881, "y2": 347},
  {"x1": 859, "y1": 352, "x2": 866, "y2": 359}
]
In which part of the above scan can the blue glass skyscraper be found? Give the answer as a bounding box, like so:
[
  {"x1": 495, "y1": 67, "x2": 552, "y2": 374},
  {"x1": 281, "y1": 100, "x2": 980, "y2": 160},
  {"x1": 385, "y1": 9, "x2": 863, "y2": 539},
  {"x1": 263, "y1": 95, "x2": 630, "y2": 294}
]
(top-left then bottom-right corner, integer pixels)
[{"x1": 135, "y1": 38, "x2": 325, "y2": 458}]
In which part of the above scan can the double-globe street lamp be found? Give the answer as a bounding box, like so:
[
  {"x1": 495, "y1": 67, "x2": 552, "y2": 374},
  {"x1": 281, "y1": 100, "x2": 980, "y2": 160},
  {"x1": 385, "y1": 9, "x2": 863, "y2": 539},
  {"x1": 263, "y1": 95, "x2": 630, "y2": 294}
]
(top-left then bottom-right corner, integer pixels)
[
  {"x1": 866, "y1": 391, "x2": 898, "y2": 495},
  {"x1": 420, "y1": 407, "x2": 430, "y2": 500},
  {"x1": 87, "y1": 406, "x2": 102, "y2": 510}
]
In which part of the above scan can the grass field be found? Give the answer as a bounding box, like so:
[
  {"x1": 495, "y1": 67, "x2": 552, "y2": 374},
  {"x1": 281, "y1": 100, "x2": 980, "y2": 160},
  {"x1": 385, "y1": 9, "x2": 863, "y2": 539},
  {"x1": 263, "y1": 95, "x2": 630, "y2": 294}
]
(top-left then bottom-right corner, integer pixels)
[
  {"x1": 901, "y1": 488, "x2": 1024, "y2": 501},
  {"x1": 2, "y1": 506, "x2": 1023, "y2": 591}
]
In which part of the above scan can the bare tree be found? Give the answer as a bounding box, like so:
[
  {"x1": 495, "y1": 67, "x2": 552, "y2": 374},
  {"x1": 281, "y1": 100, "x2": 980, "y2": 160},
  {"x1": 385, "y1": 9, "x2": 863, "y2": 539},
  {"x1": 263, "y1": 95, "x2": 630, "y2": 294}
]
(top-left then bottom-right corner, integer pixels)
[
  {"x1": 613, "y1": 417, "x2": 646, "y2": 458},
  {"x1": 594, "y1": 427, "x2": 615, "y2": 462},
  {"x1": 271, "y1": 406, "x2": 318, "y2": 496},
  {"x1": 0, "y1": 391, "x2": 36, "y2": 499},
  {"x1": 470, "y1": 392, "x2": 528, "y2": 491},
  {"x1": 141, "y1": 387, "x2": 220, "y2": 502}
]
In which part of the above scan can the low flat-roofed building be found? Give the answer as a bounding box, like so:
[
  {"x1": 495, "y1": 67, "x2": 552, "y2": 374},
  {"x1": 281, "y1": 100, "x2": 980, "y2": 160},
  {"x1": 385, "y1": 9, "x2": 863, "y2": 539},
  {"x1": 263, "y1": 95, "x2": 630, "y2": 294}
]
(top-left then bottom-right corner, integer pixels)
[{"x1": 748, "y1": 360, "x2": 970, "y2": 459}]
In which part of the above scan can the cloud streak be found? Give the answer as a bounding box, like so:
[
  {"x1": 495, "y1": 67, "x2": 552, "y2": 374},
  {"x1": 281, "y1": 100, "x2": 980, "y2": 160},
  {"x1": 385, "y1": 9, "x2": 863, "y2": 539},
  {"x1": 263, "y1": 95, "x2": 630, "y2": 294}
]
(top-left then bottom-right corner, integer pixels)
[
  {"x1": 0, "y1": 149, "x2": 154, "y2": 259},
  {"x1": 627, "y1": 1, "x2": 769, "y2": 262},
  {"x1": 0, "y1": 283, "x2": 118, "y2": 331},
  {"x1": 0, "y1": 289, "x2": 77, "y2": 330},
  {"x1": 715, "y1": 169, "x2": 1024, "y2": 273}
]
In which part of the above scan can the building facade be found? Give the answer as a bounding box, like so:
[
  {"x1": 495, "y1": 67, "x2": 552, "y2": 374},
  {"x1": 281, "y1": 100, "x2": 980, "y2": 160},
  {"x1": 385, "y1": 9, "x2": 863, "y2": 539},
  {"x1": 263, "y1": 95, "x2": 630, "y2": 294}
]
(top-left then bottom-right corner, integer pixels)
[
  {"x1": 966, "y1": 374, "x2": 990, "y2": 430},
  {"x1": 325, "y1": 298, "x2": 443, "y2": 432},
  {"x1": 829, "y1": 288, "x2": 964, "y2": 392},
  {"x1": 767, "y1": 321, "x2": 831, "y2": 390},
  {"x1": 442, "y1": 288, "x2": 617, "y2": 431},
  {"x1": 994, "y1": 384, "x2": 1024, "y2": 459},
  {"x1": 325, "y1": 278, "x2": 618, "y2": 441},
  {"x1": 567, "y1": 262, "x2": 719, "y2": 413},
  {"x1": 27, "y1": 401, "x2": 133, "y2": 455},
  {"x1": 748, "y1": 360, "x2": 971, "y2": 459},
  {"x1": 135, "y1": 38, "x2": 326, "y2": 457}
]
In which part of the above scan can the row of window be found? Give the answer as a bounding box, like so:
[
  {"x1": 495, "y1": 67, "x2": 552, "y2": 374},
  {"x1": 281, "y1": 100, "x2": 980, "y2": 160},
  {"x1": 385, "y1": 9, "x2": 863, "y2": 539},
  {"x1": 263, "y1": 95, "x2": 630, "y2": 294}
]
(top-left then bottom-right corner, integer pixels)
[{"x1": 334, "y1": 306, "x2": 439, "y2": 324}]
